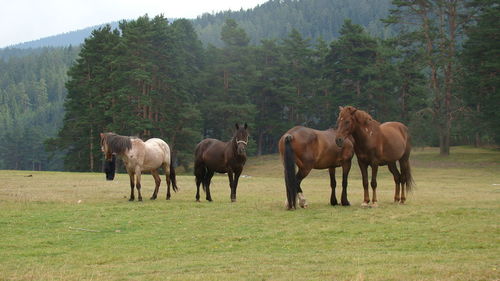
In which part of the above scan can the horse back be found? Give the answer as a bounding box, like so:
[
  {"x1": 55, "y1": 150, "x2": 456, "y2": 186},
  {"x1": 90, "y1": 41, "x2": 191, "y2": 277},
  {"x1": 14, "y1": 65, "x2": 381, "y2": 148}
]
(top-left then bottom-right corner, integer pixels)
[
  {"x1": 280, "y1": 126, "x2": 353, "y2": 169},
  {"x1": 142, "y1": 138, "x2": 170, "y2": 170},
  {"x1": 380, "y1": 122, "x2": 410, "y2": 161},
  {"x1": 195, "y1": 138, "x2": 228, "y2": 173}
]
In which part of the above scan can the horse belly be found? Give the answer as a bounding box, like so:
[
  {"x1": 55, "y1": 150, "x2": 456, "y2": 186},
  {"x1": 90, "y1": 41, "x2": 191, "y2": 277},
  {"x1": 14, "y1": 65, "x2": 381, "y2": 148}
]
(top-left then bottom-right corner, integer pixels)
[
  {"x1": 142, "y1": 153, "x2": 164, "y2": 171},
  {"x1": 378, "y1": 123, "x2": 407, "y2": 161}
]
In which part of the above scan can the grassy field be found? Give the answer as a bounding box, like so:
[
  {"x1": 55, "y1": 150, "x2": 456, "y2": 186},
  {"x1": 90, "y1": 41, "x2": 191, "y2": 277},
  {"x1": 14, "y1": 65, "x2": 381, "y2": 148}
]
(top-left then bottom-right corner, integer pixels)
[{"x1": 0, "y1": 146, "x2": 499, "y2": 281}]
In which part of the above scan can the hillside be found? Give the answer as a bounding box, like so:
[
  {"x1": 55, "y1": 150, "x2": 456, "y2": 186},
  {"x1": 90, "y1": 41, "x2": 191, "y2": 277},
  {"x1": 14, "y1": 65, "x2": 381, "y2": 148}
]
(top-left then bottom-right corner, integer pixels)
[{"x1": 5, "y1": 0, "x2": 392, "y2": 49}]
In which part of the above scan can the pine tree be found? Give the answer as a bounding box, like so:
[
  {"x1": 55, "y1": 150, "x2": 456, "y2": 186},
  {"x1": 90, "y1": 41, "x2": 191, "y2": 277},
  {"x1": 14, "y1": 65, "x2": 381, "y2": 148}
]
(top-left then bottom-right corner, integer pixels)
[{"x1": 461, "y1": 0, "x2": 500, "y2": 144}]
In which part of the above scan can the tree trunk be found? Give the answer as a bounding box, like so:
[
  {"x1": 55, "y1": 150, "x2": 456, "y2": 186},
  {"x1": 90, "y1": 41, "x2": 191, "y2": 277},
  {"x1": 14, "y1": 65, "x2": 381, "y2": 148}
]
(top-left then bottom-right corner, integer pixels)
[
  {"x1": 257, "y1": 131, "x2": 264, "y2": 156},
  {"x1": 89, "y1": 126, "x2": 94, "y2": 171},
  {"x1": 439, "y1": 120, "x2": 451, "y2": 156}
]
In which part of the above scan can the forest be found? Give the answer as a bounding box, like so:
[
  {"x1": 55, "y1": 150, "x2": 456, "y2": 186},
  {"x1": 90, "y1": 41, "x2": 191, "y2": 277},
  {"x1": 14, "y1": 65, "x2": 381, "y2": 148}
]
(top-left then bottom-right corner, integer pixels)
[{"x1": 0, "y1": 0, "x2": 498, "y2": 171}]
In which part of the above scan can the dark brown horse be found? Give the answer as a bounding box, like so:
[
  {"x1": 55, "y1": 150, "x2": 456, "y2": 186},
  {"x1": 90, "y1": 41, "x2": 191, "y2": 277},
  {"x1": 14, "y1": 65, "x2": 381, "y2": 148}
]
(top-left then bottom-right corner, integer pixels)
[
  {"x1": 194, "y1": 123, "x2": 249, "y2": 202},
  {"x1": 335, "y1": 106, "x2": 414, "y2": 206},
  {"x1": 100, "y1": 133, "x2": 178, "y2": 201},
  {"x1": 278, "y1": 126, "x2": 354, "y2": 210}
]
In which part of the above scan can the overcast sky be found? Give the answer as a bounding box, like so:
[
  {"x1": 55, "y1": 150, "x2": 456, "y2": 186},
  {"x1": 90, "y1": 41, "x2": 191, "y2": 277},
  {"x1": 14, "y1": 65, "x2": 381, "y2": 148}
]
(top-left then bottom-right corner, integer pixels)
[{"x1": 0, "y1": 0, "x2": 268, "y2": 48}]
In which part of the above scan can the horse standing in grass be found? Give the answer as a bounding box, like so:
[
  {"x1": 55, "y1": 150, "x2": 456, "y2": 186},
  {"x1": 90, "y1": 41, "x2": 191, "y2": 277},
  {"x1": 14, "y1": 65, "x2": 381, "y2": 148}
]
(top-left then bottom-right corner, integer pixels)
[
  {"x1": 100, "y1": 133, "x2": 178, "y2": 201},
  {"x1": 194, "y1": 123, "x2": 249, "y2": 202},
  {"x1": 335, "y1": 106, "x2": 414, "y2": 206},
  {"x1": 278, "y1": 126, "x2": 354, "y2": 210}
]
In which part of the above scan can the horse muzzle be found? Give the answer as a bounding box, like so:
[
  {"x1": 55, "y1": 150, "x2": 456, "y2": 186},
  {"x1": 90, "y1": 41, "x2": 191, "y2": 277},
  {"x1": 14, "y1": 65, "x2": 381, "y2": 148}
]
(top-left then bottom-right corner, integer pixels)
[{"x1": 104, "y1": 155, "x2": 116, "y2": 181}]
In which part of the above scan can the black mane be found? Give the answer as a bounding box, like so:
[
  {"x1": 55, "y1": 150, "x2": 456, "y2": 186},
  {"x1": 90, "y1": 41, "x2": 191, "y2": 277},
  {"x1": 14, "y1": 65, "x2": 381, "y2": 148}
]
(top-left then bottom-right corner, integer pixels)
[{"x1": 104, "y1": 133, "x2": 132, "y2": 154}]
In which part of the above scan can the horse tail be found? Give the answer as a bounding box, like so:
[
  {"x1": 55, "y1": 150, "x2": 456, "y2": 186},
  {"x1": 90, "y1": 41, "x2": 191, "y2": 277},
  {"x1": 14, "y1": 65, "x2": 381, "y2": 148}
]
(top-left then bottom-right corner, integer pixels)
[
  {"x1": 402, "y1": 126, "x2": 414, "y2": 193},
  {"x1": 283, "y1": 134, "x2": 298, "y2": 209},
  {"x1": 170, "y1": 150, "x2": 179, "y2": 192},
  {"x1": 402, "y1": 160, "x2": 414, "y2": 193}
]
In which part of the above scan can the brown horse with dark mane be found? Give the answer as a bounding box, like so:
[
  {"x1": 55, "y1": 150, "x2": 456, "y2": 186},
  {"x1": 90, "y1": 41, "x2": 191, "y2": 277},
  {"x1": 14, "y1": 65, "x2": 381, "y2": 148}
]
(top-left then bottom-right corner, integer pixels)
[
  {"x1": 279, "y1": 126, "x2": 354, "y2": 210},
  {"x1": 194, "y1": 123, "x2": 249, "y2": 202},
  {"x1": 335, "y1": 106, "x2": 414, "y2": 206}
]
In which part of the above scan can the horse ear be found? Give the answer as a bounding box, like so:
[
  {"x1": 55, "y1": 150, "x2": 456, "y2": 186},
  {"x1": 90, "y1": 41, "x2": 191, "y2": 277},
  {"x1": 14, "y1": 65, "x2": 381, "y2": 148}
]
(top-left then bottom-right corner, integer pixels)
[
  {"x1": 244, "y1": 123, "x2": 248, "y2": 130},
  {"x1": 338, "y1": 106, "x2": 344, "y2": 111},
  {"x1": 235, "y1": 123, "x2": 240, "y2": 130},
  {"x1": 100, "y1": 133, "x2": 104, "y2": 138}
]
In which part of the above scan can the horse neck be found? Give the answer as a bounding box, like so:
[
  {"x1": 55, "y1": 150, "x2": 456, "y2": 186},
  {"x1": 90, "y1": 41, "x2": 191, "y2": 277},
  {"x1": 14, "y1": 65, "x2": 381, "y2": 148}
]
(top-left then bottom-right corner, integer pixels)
[
  {"x1": 228, "y1": 138, "x2": 246, "y2": 162},
  {"x1": 352, "y1": 120, "x2": 381, "y2": 149}
]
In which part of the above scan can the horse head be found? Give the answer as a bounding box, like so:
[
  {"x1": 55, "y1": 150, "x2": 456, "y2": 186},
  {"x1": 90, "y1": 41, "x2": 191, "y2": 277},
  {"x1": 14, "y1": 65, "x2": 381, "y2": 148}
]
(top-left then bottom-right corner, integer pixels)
[
  {"x1": 103, "y1": 154, "x2": 116, "y2": 181},
  {"x1": 100, "y1": 133, "x2": 114, "y2": 160},
  {"x1": 234, "y1": 123, "x2": 249, "y2": 156},
  {"x1": 100, "y1": 132, "x2": 116, "y2": 180},
  {"x1": 335, "y1": 106, "x2": 357, "y2": 148}
]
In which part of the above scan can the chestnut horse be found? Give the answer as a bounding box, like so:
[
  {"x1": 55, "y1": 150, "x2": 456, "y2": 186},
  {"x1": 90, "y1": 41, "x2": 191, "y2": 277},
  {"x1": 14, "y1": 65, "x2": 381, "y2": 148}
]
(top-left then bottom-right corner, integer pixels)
[
  {"x1": 100, "y1": 133, "x2": 178, "y2": 201},
  {"x1": 278, "y1": 126, "x2": 354, "y2": 210},
  {"x1": 335, "y1": 106, "x2": 414, "y2": 206},
  {"x1": 194, "y1": 123, "x2": 249, "y2": 202}
]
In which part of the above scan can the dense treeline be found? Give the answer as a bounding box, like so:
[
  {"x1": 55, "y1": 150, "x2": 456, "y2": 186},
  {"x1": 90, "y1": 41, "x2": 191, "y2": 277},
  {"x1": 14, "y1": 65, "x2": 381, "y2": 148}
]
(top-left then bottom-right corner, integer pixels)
[
  {"x1": 0, "y1": 47, "x2": 79, "y2": 170},
  {"x1": 1, "y1": 0, "x2": 498, "y2": 171}
]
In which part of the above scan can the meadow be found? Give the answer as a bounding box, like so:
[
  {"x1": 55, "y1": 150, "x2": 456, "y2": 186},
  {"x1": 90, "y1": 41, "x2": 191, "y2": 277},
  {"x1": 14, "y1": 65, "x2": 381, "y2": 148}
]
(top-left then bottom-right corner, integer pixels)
[{"x1": 0, "y1": 146, "x2": 499, "y2": 281}]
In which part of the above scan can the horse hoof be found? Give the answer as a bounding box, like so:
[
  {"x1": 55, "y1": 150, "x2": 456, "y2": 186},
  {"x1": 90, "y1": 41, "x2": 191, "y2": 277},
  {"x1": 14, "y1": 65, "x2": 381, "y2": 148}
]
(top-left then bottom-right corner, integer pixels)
[
  {"x1": 361, "y1": 202, "x2": 369, "y2": 208},
  {"x1": 196, "y1": 200, "x2": 200, "y2": 202},
  {"x1": 129, "y1": 198, "x2": 135, "y2": 202},
  {"x1": 342, "y1": 201, "x2": 350, "y2": 206},
  {"x1": 150, "y1": 196, "x2": 156, "y2": 200},
  {"x1": 299, "y1": 199, "x2": 308, "y2": 208},
  {"x1": 138, "y1": 198, "x2": 143, "y2": 202},
  {"x1": 371, "y1": 202, "x2": 378, "y2": 208},
  {"x1": 231, "y1": 199, "x2": 237, "y2": 203}
]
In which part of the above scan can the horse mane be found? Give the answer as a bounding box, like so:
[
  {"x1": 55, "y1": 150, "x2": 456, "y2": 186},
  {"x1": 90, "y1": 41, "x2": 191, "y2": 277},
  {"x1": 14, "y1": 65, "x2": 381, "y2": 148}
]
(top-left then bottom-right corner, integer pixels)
[
  {"x1": 354, "y1": 109, "x2": 379, "y2": 126},
  {"x1": 104, "y1": 133, "x2": 133, "y2": 154}
]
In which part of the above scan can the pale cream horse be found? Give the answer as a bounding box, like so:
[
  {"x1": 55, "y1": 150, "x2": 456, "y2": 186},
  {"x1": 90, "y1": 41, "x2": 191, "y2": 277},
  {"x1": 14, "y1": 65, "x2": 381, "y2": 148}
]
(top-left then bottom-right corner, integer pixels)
[{"x1": 100, "y1": 132, "x2": 178, "y2": 201}]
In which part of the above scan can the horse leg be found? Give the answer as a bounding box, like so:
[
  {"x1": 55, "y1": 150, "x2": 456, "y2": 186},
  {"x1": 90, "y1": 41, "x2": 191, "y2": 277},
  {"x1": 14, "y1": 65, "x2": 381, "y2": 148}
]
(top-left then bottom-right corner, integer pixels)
[
  {"x1": 328, "y1": 168, "x2": 338, "y2": 206},
  {"x1": 163, "y1": 163, "x2": 172, "y2": 200},
  {"x1": 135, "y1": 167, "x2": 143, "y2": 201},
  {"x1": 204, "y1": 170, "x2": 215, "y2": 202},
  {"x1": 399, "y1": 159, "x2": 410, "y2": 204},
  {"x1": 194, "y1": 164, "x2": 205, "y2": 202},
  {"x1": 358, "y1": 161, "x2": 370, "y2": 207},
  {"x1": 388, "y1": 162, "x2": 401, "y2": 203},
  {"x1": 128, "y1": 171, "x2": 135, "y2": 201},
  {"x1": 232, "y1": 170, "x2": 242, "y2": 203},
  {"x1": 370, "y1": 165, "x2": 379, "y2": 207},
  {"x1": 341, "y1": 160, "x2": 352, "y2": 206},
  {"x1": 296, "y1": 167, "x2": 311, "y2": 208},
  {"x1": 228, "y1": 171, "x2": 235, "y2": 202},
  {"x1": 150, "y1": 169, "x2": 161, "y2": 200}
]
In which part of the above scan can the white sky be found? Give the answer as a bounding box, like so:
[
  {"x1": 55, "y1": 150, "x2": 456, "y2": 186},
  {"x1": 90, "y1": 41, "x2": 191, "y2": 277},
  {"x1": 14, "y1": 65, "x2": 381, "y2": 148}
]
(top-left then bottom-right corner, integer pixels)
[{"x1": 0, "y1": 0, "x2": 268, "y2": 48}]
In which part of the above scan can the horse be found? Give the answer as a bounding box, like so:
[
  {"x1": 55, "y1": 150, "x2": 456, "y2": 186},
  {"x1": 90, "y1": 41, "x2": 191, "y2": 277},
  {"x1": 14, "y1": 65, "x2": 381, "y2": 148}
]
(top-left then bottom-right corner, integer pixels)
[
  {"x1": 100, "y1": 132, "x2": 178, "y2": 201},
  {"x1": 279, "y1": 126, "x2": 354, "y2": 210},
  {"x1": 334, "y1": 106, "x2": 414, "y2": 206},
  {"x1": 194, "y1": 123, "x2": 249, "y2": 202}
]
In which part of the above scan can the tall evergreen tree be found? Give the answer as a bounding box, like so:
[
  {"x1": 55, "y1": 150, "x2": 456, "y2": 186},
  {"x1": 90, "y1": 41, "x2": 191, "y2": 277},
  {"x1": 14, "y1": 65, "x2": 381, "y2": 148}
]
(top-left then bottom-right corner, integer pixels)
[
  {"x1": 54, "y1": 25, "x2": 120, "y2": 171},
  {"x1": 461, "y1": 0, "x2": 500, "y2": 144},
  {"x1": 384, "y1": 0, "x2": 478, "y2": 155}
]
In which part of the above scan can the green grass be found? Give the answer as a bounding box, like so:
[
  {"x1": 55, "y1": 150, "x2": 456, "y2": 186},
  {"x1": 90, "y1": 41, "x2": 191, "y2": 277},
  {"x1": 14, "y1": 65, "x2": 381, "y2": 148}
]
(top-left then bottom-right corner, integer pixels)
[{"x1": 0, "y1": 146, "x2": 499, "y2": 280}]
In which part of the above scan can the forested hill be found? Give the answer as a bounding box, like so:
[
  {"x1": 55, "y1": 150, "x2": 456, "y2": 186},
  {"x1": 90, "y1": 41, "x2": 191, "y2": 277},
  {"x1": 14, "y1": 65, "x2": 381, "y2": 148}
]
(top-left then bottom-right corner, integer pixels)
[
  {"x1": 6, "y1": 23, "x2": 120, "y2": 49},
  {"x1": 194, "y1": 0, "x2": 392, "y2": 46},
  {"x1": 7, "y1": 0, "x2": 391, "y2": 49}
]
